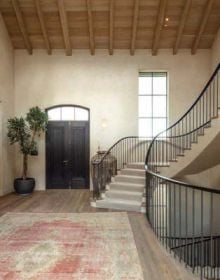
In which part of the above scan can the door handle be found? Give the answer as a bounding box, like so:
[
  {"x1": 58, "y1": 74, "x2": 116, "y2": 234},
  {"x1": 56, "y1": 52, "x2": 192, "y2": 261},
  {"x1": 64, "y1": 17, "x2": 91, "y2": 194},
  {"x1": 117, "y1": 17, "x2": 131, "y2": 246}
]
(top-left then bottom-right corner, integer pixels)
[{"x1": 62, "y1": 160, "x2": 69, "y2": 164}]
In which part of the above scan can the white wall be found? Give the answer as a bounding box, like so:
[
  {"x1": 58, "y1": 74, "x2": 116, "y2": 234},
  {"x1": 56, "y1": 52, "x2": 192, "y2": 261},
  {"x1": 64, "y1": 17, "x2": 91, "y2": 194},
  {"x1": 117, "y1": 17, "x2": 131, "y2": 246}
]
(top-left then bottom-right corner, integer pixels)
[
  {"x1": 0, "y1": 14, "x2": 14, "y2": 195},
  {"x1": 211, "y1": 27, "x2": 220, "y2": 70},
  {"x1": 14, "y1": 49, "x2": 211, "y2": 190}
]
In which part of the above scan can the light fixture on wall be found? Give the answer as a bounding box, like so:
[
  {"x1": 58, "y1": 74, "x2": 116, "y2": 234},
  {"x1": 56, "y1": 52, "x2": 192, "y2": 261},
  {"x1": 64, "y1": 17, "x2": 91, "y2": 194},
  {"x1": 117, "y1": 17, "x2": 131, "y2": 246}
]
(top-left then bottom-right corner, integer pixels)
[{"x1": 101, "y1": 118, "x2": 108, "y2": 129}]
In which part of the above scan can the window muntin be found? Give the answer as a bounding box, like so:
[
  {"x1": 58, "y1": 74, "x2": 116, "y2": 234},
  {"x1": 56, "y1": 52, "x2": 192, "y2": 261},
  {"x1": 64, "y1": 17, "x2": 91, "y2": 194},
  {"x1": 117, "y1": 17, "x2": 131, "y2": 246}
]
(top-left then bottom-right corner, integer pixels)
[
  {"x1": 48, "y1": 106, "x2": 89, "y2": 121},
  {"x1": 138, "y1": 72, "x2": 167, "y2": 138}
]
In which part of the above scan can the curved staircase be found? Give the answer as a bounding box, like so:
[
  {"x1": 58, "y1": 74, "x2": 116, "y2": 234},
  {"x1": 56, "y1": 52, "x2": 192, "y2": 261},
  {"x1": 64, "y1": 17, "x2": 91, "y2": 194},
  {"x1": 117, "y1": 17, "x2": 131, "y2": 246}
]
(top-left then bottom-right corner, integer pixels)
[
  {"x1": 91, "y1": 64, "x2": 220, "y2": 279},
  {"x1": 145, "y1": 64, "x2": 220, "y2": 280}
]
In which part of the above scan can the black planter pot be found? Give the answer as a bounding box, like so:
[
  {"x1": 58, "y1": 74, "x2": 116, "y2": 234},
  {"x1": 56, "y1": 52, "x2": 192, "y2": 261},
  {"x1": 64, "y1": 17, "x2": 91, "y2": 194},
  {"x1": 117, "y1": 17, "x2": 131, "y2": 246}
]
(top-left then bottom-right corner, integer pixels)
[{"x1": 14, "y1": 178, "x2": 35, "y2": 195}]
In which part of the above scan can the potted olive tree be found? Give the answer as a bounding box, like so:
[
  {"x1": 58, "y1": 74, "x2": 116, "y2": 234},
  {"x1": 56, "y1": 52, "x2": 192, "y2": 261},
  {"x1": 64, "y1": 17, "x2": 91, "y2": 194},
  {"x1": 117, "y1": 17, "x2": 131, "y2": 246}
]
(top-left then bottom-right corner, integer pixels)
[{"x1": 7, "y1": 107, "x2": 48, "y2": 195}]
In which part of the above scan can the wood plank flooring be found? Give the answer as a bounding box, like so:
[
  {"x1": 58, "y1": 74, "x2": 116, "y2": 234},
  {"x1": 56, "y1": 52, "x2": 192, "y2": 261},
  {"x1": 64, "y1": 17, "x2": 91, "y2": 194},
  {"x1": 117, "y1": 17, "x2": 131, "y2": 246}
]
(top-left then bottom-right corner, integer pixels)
[{"x1": 0, "y1": 190, "x2": 198, "y2": 280}]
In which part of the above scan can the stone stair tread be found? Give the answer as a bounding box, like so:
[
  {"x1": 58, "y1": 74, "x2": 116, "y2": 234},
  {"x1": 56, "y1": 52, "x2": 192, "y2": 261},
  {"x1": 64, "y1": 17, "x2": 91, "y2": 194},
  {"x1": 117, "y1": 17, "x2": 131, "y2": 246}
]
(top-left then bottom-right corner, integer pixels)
[
  {"x1": 123, "y1": 168, "x2": 145, "y2": 172},
  {"x1": 126, "y1": 163, "x2": 145, "y2": 169},
  {"x1": 121, "y1": 169, "x2": 145, "y2": 177},
  {"x1": 110, "y1": 181, "x2": 144, "y2": 187},
  {"x1": 95, "y1": 200, "x2": 141, "y2": 212},
  {"x1": 116, "y1": 175, "x2": 145, "y2": 179},
  {"x1": 107, "y1": 189, "x2": 142, "y2": 196},
  {"x1": 106, "y1": 198, "x2": 141, "y2": 205}
]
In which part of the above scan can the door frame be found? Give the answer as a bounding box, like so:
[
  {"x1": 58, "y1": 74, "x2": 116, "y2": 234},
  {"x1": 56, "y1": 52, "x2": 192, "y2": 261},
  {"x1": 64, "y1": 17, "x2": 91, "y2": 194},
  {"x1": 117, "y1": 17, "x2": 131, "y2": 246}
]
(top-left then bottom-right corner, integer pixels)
[{"x1": 45, "y1": 104, "x2": 90, "y2": 189}]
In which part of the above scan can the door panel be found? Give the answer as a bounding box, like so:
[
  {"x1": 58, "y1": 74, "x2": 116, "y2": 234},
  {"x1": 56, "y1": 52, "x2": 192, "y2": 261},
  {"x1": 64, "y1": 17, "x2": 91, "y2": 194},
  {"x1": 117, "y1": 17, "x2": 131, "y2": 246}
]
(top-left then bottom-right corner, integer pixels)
[
  {"x1": 69, "y1": 122, "x2": 89, "y2": 188},
  {"x1": 46, "y1": 122, "x2": 69, "y2": 189},
  {"x1": 46, "y1": 121, "x2": 89, "y2": 189}
]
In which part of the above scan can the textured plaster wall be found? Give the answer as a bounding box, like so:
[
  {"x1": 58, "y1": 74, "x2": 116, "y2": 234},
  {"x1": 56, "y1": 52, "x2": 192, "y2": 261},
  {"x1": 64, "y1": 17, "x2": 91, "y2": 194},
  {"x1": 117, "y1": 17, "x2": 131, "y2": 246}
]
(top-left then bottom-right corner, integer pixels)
[
  {"x1": 14, "y1": 49, "x2": 211, "y2": 190},
  {"x1": 0, "y1": 14, "x2": 14, "y2": 196}
]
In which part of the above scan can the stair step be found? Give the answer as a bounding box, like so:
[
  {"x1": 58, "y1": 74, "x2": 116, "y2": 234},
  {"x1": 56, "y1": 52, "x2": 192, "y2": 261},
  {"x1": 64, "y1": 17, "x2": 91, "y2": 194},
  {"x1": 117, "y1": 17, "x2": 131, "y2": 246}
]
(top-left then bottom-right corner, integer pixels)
[
  {"x1": 115, "y1": 175, "x2": 145, "y2": 184},
  {"x1": 126, "y1": 162, "x2": 145, "y2": 170},
  {"x1": 126, "y1": 162, "x2": 169, "y2": 169},
  {"x1": 105, "y1": 189, "x2": 142, "y2": 201},
  {"x1": 121, "y1": 168, "x2": 145, "y2": 177},
  {"x1": 95, "y1": 198, "x2": 141, "y2": 212},
  {"x1": 109, "y1": 182, "x2": 144, "y2": 192}
]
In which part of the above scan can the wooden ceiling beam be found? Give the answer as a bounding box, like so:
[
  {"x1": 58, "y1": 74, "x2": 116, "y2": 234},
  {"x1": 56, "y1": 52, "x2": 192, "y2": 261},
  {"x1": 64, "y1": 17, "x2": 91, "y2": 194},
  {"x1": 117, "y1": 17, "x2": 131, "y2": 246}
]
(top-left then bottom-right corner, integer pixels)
[
  {"x1": 11, "y1": 0, "x2": 32, "y2": 55},
  {"x1": 130, "y1": 0, "x2": 139, "y2": 56},
  {"x1": 191, "y1": 0, "x2": 214, "y2": 55},
  {"x1": 86, "y1": 0, "x2": 95, "y2": 55},
  {"x1": 109, "y1": 0, "x2": 114, "y2": 55},
  {"x1": 34, "y1": 0, "x2": 51, "y2": 55},
  {"x1": 152, "y1": 0, "x2": 168, "y2": 56},
  {"x1": 173, "y1": 0, "x2": 191, "y2": 55},
  {"x1": 57, "y1": 0, "x2": 72, "y2": 56}
]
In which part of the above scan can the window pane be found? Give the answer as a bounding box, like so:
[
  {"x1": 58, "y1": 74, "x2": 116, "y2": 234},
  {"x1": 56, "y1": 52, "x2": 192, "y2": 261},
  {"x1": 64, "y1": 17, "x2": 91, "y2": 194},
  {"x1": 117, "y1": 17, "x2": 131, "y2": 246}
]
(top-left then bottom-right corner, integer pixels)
[
  {"x1": 153, "y1": 76, "x2": 166, "y2": 95},
  {"x1": 139, "y1": 119, "x2": 152, "y2": 137},
  {"x1": 139, "y1": 96, "x2": 152, "y2": 117},
  {"x1": 153, "y1": 118, "x2": 167, "y2": 136},
  {"x1": 48, "y1": 108, "x2": 61, "y2": 121},
  {"x1": 75, "y1": 108, "x2": 89, "y2": 121},
  {"x1": 139, "y1": 76, "x2": 152, "y2": 95},
  {"x1": 153, "y1": 96, "x2": 166, "y2": 117},
  {"x1": 61, "y1": 107, "x2": 74, "y2": 120}
]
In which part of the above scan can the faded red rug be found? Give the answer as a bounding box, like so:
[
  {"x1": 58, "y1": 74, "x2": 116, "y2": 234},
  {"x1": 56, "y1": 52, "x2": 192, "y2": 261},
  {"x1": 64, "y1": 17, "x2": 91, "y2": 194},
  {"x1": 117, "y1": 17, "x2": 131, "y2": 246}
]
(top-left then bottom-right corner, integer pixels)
[{"x1": 0, "y1": 212, "x2": 143, "y2": 279}]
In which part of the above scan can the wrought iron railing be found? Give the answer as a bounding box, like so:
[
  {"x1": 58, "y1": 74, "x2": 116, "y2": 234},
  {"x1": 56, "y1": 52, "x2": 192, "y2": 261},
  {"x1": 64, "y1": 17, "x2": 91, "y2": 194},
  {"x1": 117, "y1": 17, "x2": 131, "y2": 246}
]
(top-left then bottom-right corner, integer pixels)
[
  {"x1": 92, "y1": 136, "x2": 150, "y2": 199},
  {"x1": 145, "y1": 64, "x2": 220, "y2": 280}
]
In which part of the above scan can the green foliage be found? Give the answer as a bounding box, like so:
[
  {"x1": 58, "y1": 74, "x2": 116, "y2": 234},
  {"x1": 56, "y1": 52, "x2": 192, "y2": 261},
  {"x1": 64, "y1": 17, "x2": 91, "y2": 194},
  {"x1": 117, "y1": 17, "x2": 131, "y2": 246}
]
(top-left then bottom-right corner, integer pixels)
[
  {"x1": 7, "y1": 107, "x2": 48, "y2": 179},
  {"x1": 26, "y1": 106, "x2": 48, "y2": 134},
  {"x1": 7, "y1": 117, "x2": 30, "y2": 155}
]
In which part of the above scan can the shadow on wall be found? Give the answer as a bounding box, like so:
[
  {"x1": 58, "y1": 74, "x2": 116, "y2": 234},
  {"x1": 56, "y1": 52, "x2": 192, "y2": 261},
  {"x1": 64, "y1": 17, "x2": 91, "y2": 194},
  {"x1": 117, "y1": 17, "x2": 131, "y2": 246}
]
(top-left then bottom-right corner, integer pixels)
[{"x1": 175, "y1": 132, "x2": 220, "y2": 189}]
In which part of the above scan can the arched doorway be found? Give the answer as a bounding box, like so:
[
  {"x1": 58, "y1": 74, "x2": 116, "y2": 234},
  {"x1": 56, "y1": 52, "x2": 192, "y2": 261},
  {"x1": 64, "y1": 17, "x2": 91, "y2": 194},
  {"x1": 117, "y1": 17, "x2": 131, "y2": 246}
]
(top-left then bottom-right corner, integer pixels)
[{"x1": 46, "y1": 105, "x2": 90, "y2": 189}]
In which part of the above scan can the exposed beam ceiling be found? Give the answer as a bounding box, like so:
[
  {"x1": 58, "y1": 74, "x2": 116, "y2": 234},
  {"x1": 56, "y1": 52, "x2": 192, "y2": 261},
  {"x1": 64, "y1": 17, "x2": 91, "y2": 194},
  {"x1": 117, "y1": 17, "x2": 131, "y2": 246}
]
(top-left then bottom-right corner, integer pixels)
[
  {"x1": 34, "y1": 0, "x2": 51, "y2": 55},
  {"x1": 152, "y1": 0, "x2": 168, "y2": 56},
  {"x1": 86, "y1": 0, "x2": 95, "y2": 55},
  {"x1": 191, "y1": 0, "x2": 215, "y2": 55},
  {"x1": 57, "y1": 0, "x2": 72, "y2": 56},
  {"x1": 109, "y1": 0, "x2": 114, "y2": 55},
  {"x1": 130, "y1": 0, "x2": 139, "y2": 56},
  {"x1": 11, "y1": 0, "x2": 32, "y2": 54},
  {"x1": 173, "y1": 0, "x2": 192, "y2": 55},
  {"x1": 0, "y1": 0, "x2": 219, "y2": 56}
]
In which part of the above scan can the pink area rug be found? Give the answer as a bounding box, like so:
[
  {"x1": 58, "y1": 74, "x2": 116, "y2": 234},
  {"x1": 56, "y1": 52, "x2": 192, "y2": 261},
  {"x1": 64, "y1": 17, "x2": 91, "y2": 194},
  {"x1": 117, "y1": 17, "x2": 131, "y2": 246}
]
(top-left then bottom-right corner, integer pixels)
[{"x1": 0, "y1": 212, "x2": 144, "y2": 280}]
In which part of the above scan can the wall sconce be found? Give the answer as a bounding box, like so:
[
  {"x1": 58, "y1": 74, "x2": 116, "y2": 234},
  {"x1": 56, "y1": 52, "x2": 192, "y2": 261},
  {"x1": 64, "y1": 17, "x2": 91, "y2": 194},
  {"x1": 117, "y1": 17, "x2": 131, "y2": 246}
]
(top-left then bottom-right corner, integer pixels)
[{"x1": 101, "y1": 118, "x2": 108, "y2": 128}]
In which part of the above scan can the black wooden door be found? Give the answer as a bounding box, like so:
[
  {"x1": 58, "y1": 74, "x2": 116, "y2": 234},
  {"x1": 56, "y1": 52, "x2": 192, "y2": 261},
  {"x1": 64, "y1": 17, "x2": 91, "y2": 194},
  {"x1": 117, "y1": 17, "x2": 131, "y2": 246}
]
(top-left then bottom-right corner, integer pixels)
[{"x1": 46, "y1": 121, "x2": 89, "y2": 189}]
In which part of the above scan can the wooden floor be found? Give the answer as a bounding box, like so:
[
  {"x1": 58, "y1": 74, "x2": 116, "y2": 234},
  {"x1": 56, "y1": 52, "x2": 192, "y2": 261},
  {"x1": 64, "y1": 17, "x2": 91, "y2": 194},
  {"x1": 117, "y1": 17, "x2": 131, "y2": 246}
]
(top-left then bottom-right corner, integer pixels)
[{"x1": 0, "y1": 190, "x2": 198, "y2": 280}]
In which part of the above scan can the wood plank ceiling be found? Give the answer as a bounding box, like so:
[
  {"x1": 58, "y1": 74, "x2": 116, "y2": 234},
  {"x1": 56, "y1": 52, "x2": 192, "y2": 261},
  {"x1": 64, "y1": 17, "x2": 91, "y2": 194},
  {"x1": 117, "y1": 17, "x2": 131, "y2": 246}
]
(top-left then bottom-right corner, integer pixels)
[{"x1": 0, "y1": 0, "x2": 220, "y2": 56}]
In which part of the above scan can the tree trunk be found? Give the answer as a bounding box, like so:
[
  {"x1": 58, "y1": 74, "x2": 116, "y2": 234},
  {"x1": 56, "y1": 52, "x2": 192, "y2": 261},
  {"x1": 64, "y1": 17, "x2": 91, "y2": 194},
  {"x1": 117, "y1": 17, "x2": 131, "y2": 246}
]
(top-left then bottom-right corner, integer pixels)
[{"x1": 23, "y1": 154, "x2": 28, "y2": 180}]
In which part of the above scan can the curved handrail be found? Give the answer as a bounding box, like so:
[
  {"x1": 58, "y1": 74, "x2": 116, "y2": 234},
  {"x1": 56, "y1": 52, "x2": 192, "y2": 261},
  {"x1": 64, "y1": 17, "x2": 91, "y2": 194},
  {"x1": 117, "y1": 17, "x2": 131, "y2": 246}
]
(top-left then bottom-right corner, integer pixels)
[
  {"x1": 92, "y1": 135, "x2": 150, "y2": 198},
  {"x1": 145, "y1": 64, "x2": 220, "y2": 277},
  {"x1": 145, "y1": 120, "x2": 211, "y2": 167},
  {"x1": 145, "y1": 168, "x2": 220, "y2": 194},
  {"x1": 171, "y1": 235, "x2": 220, "y2": 250},
  {"x1": 145, "y1": 63, "x2": 220, "y2": 179},
  {"x1": 93, "y1": 136, "x2": 149, "y2": 165},
  {"x1": 158, "y1": 63, "x2": 219, "y2": 135},
  {"x1": 144, "y1": 65, "x2": 220, "y2": 279}
]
